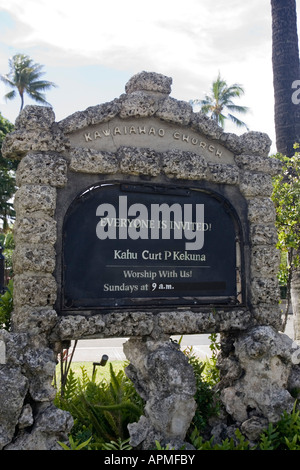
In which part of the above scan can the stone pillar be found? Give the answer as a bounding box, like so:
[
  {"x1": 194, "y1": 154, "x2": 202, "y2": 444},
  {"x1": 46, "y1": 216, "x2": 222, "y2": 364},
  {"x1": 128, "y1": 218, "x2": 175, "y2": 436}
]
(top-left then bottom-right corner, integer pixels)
[
  {"x1": 0, "y1": 106, "x2": 73, "y2": 450},
  {"x1": 291, "y1": 269, "x2": 300, "y2": 341},
  {"x1": 215, "y1": 326, "x2": 295, "y2": 442},
  {"x1": 124, "y1": 335, "x2": 196, "y2": 450}
]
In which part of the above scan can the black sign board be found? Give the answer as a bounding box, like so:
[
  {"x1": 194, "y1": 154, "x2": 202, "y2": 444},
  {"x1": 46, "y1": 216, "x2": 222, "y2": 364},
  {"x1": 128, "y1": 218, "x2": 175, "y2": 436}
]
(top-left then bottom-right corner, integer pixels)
[{"x1": 62, "y1": 183, "x2": 240, "y2": 311}]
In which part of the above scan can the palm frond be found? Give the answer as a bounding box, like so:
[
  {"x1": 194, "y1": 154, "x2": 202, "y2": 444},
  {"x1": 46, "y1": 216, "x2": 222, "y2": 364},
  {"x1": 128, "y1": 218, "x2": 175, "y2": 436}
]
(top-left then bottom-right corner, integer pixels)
[
  {"x1": 1, "y1": 53, "x2": 57, "y2": 111},
  {"x1": 226, "y1": 103, "x2": 250, "y2": 114},
  {"x1": 3, "y1": 90, "x2": 16, "y2": 101},
  {"x1": 190, "y1": 72, "x2": 249, "y2": 130},
  {"x1": 0, "y1": 75, "x2": 15, "y2": 88},
  {"x1": 227, "y1": 113, "x2": 249, "y2": 130}
]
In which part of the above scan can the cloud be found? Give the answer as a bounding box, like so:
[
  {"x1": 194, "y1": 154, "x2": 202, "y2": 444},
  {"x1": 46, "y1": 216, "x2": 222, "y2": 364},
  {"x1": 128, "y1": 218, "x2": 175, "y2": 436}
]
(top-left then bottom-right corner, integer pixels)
[
  {"x1": 1, "y1": 0, "x2": 298, "y2": 152},
  {"x1": 0, "y1": 0, "x2": 272, "y2": 72}
]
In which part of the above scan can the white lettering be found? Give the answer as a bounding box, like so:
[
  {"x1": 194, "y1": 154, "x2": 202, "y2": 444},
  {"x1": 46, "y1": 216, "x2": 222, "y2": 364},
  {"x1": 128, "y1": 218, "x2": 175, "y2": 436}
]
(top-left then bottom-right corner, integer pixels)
[
  {"x1": 292, "y1": 80, "x2": 300, "y2": 105},
  {"x1": 147, "y1": 455, "x2": 195, "y2": 465},
  {"x1": 95, "y1": 203, "x2": 116, "y2": 239},
  {"x1": 127, "y1": 203, "x2": 149, "y2": 240},
  {"x1": 151, "y1": 203, "x2": 183, "y2": 240},
  {"x1": 82, "y1": 125, "x2": 224, "y2": 157},
  {"x1": 184, "y1": 204, "x2": 205, "y2": 250},
  {"x1": 0, "y1": 340, "x2": 6, "y2": 364},
  {"x1": 95, "y1": 196, "x2": 206, "y2": 251},
  {"x1": 84, "y1": 132, "x2": 92, "y2": 142},
  {"x1": 104, "y1": 455, "x2": 139, "y2": 466},
  {"x1": 114, "y1": 127, "x2": 121, "y2": 135}
]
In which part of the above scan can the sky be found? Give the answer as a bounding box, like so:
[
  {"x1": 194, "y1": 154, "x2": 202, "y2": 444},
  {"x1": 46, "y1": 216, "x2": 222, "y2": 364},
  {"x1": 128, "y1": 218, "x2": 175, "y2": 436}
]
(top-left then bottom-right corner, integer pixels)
[{"x1": 0, "y1": 0, "x2": 299, "y2": 155}]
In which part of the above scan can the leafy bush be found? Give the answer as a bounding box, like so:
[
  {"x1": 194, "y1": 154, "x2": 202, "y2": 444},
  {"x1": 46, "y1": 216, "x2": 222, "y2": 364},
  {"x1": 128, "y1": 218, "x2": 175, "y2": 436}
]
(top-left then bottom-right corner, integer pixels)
[
  {"x1": 55, "y1": 363, "x2": 144, "y2": 449},
  {"x1": 271, "y1": 144, "x2": 300, "y2": 326},
  {"x1": 0, "y1": 278, "x2": 13, "y2": 330},
  {"x1": 258, "y1": 402, "x2": 300, "y2": 450},
  {"x1": 189, "y1": 428, "x2": 251, "y2": 450},
  {"x1": 183, "y1": 333, "x2": 221, "y2": 436},
  {"x1": 56, "y1": 336, "x2": 221, "y2": 449},
  {"x1": 184, "y1": 346, "x2": 219, "y2": 434},
  {"x1": 188, "y1": 401, "x2": 300, "y2": 450},
  {"x1": 0, "y1": 230, "x2": 14, "y2": 282},
  {"x1": 56, "y1": 336, "x2": 300, "y2": 451}
]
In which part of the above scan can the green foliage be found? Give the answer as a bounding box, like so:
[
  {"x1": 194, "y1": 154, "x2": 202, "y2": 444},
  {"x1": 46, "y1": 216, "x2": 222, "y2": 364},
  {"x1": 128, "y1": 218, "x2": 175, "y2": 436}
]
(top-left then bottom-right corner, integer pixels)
[
  {"x1": 272, "y1": 144, "x2": 300, "y2": 284},
  {"x1": 203, "y1": 333, "x2": 220, "y2": 386},
  {"x1": 0, "y1": 113, "x2": 16, "y2": 230},
  {"x1": 58, "y1": 435, "x2": 92, "y2": 450},
  {"x1": 0, "y1": 113, "x2": 14, "y2": 169},
  {"x1": 183, "y1": 338, "x2": 220, "y2": 434},
  {"x1": 188, "y1": 401, "x2": 300, "y2": 450},
  {"x1": 0, "y1": 170, "x2": 16, "y2": 230},
  {"x1": 0, "y1": 279, "x2": 13, "y2": 330},
  {"x1": 101, "y1": 437, "x2": 132, "y2": 450},
  {"x1": 54, "y1": 340, "x2": 79, "y2": 398},
  {"x1": 0, "y1": 230, "x2": 15, "y2": 250},
  {"x1": 56, "y1": 368, "x2": 78, "y2": 401},
  {"x1": 56, "y1": 350, "x2": 300, "y2": 451},
  {"x1": 258, "y1": 402, "x2": 300, "y2": 450},
  {"x1": 154, "y1": 440, "x2": 175, "y2": 450},
  {"x1": 0, "y1": 230, "x2": 15, "y2": 280},
  {"x1": 258, "y1": 424, "x2": 280, "y2": 450},
  {"x1": 55, "y1": 363, "x2": 144, "y2": 449},
  {"x1": 271, "y1": 144, "x2": 300, "y2": 327},
  {"x1": 189, "y1": 428, "x2": 251, "y2": 450}
]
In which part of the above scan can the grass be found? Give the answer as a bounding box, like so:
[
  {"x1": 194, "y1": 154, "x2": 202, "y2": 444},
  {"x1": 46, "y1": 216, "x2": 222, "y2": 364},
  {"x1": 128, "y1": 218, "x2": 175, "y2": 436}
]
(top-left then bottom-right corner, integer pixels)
[{"x1": 55, "y1": 360, "x2": 127, "y2": 385}]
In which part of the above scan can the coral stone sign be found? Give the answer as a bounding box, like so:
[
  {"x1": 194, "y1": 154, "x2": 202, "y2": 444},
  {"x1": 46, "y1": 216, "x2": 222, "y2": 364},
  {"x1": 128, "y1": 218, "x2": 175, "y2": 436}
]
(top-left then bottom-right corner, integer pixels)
[
  {"x1": 62, "y1": 182, "x2": 240, "y2": 310},
  {"x1": 1, "y1": 71, "x2": 290, "y2": 452}
]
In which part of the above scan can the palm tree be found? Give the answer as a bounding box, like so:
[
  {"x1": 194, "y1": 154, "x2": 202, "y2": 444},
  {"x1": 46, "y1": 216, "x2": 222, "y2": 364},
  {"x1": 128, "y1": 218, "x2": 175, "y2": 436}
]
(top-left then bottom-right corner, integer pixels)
[
  {"x1": 1, "y1": 54, "x2": 57, "y2": 112},
  {"x1": 271, "y1": 0, "x2": 300, "y2": 158},
  {"x1": 190, "y1": 73, "x2": 249, "y2": 130}
]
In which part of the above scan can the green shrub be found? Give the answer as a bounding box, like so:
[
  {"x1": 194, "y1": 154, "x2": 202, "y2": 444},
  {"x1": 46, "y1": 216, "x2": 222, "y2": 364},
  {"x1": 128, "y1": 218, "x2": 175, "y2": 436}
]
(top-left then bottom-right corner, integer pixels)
[
  {"x1": 183, "y1": 339, "x2": 220, "y2": 435},
  {"x1": 258, "y1": 402, "x2": 300, "y2": 450},
  {"x1": 56, "y1": 336, "x2": 300, "y2": 451},
  {"x1": 0, "y1": 231, "x2": 14, "y2": 282},
  {"x1": 0, "y1": 278, "x2": 13, "y2": 330},
  {"x1": 188, "y1": 401, "x2": 300, "y2": 450},
  {"x1": 189, "y1": 428, "x2": 251, "y2": 450},
  {"x1": 55, "y1": 363, "x2": 144, "y2": 449}
]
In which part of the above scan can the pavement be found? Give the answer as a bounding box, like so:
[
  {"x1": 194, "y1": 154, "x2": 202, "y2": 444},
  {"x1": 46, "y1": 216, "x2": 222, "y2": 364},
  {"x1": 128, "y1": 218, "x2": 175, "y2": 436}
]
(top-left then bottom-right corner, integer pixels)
[
  {"x1": 71, "y1": 311, "x2": 295, "y2": 363},
  {"x1": 71, "y1": 333, "x2": 214, "y2": 362}
]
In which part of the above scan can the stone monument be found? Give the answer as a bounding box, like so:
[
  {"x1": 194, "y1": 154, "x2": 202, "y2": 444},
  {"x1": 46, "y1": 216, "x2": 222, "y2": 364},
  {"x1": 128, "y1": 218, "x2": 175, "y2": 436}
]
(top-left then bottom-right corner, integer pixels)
[{"x1": 0, "y1": 71, "x2": 299, "y2": 450}]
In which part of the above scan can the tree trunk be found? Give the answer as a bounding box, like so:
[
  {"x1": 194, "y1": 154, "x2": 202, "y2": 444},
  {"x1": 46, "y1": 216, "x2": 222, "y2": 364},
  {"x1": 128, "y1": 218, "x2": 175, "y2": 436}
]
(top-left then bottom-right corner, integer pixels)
[{"x1": 271, "y1": 0, "x2": 300, "y2": 157}]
